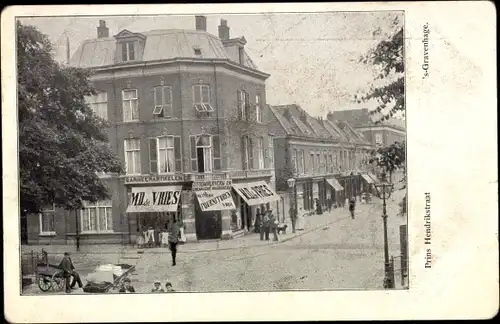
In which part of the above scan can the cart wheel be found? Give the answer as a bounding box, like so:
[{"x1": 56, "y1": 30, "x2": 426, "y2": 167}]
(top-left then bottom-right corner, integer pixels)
[
  {"x1": 38, "y1": 276, "x2": 52, "y2": 292},
  {"x1": 52, "y1": 271, "x2": 66, "y2": 291}
]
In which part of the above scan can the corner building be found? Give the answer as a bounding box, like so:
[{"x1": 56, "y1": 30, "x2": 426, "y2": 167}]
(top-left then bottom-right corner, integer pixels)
[{"x1": 27, "y1": 16, "x2": 280, "y2": 245}]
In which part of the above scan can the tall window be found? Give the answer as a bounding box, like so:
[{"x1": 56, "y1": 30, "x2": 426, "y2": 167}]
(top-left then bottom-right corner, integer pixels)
[
  {"x1": 323, "y1": 152, "x2": 328, "y2": 174},
  {"x1": 292, "y1": 149, "x2": 298, "y2": 173},
  {"x1": 153, "y1": 86, "x2": 173, "y2": 118},
  {"x1": 237, "y1": 90, "x2": 250, "y2": 120},
  {"x1": 124, "y1": 138, "x2": 141, "y2": 174},
  {"x1": 193, "y1": 85, "x2": 213, "y2": 112},
  {"x1": 241, "y1": 136, "x2": 254, "y2": 170},
  {"x1": 310, "y1": 153, "x2": 315, "y2": 174},
  {"x1": 329, "y1": 154, "x2": 334, "y2": 173},
  {"x1": 316, "y1": 153, "x2": 321, "y2": 174},
  {"x1": 122, "y1": 89, "x2": 139, "y2": 121},
  {"x1": 81, "y1": 200, "x2": 113, "y2": 233},
  {"x1": 267, "y1": 137, "x2": 274, "y2": 169},
  {"x1": 39, "y1": 204, "x2": 55, "y2": 234},
  {"x1": 257, "y1": 137, "x2": 265, "y2": 169},
  {"x1": 85, "y1": 91, "x2": 108, "y2": 120},
  {"x1": 190, "y1": 135, "x2": 221, "y2": 173},
  {"x1": 344, "y1": 151, "x2": 348, "y2": 170},
  {"x1": 149, "y1": 136, "x2": 181, "y2": 173},
  {"x1": 238, "y1": 47, "x2": 245, "y2": 65},
  {"x1": 255, "y1": 94, "x2": 262, "y2": 123},
  {"x1": 298, "y1": 149, "x2": 305, "y2": 174},
  {"x1": 122, "y1": 42, "x2": 135, "y2": 61}
]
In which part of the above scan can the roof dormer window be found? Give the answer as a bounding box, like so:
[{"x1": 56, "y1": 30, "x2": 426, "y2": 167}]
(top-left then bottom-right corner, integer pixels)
[
  {"x1": 122, "y1": 41, "x2": 135, "y2": 62},
  {"x1": 193, "y1": 46, "x2": 202, "y2": 56}
]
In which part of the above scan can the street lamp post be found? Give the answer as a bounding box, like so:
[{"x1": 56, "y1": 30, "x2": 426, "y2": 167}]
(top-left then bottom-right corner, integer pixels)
[
  {"x1": 287, "y1": 177, "x2": 297, "y2": 233},
  {"x1": 374, "y1": 175, "x2": 395, "y2": 289}
]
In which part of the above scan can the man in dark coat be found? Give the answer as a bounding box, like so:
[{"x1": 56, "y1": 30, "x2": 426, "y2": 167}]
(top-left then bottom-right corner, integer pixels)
[
  {"x1": 59, "y1": 252, "x2": 83, "y2": 293},
  {"x1": 168, "y1": 218, "x2": 181, "y2": 266}
]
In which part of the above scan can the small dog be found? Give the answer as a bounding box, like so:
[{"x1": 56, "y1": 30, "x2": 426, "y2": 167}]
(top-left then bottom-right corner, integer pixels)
[{"x1": 276, "y1": 224, "x2": 288, "y2": 235}]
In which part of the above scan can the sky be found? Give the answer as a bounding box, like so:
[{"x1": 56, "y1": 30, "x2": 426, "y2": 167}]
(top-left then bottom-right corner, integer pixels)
[{"x1": 21, "y1": 12, "x2": 403, "y2": 118}]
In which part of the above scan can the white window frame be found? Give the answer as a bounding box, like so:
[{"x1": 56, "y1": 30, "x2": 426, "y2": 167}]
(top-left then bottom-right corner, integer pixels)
[
  {"x1": 153, "y1": 86, "x2": 173, "y2": 118},
  {"x1": 122, "y1": 89, "x2": 139, "y2": 122},
  {"x1": 255, "y1": 94, "x2": 262, "y2": 123},
  {"x1": 157, "y1": 136, "x2": 176, "y2": 174},
  {"x1": 292, "y1": 149, "x2": 298, "y2": 173},
  {"x1": 124, "y1": 138, "x2": 141, "y2": 175},
  {"x1": 257, "y1": 137, "x2": 265, "y2": 169},
  {"x1": 193, "y1": 85, "x2": 214, "y2": 112},
  {"x1": 85, "y1": 91, "x2": 108, "y2": 120},
  {"x1": 39, "y1": 204, "x2": 56, "y2": 236},
  {"x1": 238, "y1": 90, "x2": 249, "y2": 120},
  {"x1": 123, "y1": 41, "x2": 135, "y2": 62},
  {"x1": 196, "y1": 135, "x2": 213, "y2": 173},
  {"x1": 80, "y1": 200, "x2": 114, "y2": 234}
]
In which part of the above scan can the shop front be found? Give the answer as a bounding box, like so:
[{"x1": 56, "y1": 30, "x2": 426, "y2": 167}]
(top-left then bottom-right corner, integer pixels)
[
  {"x1": 326, "y1": 177, "x2": 344, "y2": 208},
  {"x1": 125, "y1": 184, "x2": 183, "y2": 245},
  {"x1": 192, "y1": 179, "x2": 236, "y2": 240},
  {"x1": 232, "y1": 180, "x2": 281, "y2": 232}
]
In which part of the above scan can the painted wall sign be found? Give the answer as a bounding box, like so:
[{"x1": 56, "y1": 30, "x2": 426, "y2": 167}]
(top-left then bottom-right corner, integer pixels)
[
  {"x1": 126, "y1": 185, "x2": 182, "y2": 213},
  {"x1": 192, "y1": 180, "x2": 232, "y2": 191},
  {"x1": 124, "y1": 174, "x2": 184, "y2": 184},
  {"x1": 232, "y1": 180, "x2": 280, "y2": 206},
  {"x1": 195, "y1": 189, "x2": 236, "y2": 211}
]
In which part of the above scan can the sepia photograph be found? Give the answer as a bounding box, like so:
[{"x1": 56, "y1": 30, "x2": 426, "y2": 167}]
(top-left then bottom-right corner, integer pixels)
[
  {"x1": 17, "y1": 11, "x2": 407, "y2": 295},
  {"x1": 2, "y1": 2, "x2": 497, "y2": 322}
]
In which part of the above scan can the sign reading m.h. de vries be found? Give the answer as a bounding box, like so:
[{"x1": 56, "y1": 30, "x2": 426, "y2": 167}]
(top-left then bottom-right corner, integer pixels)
[{"x1": 126, "y1": 185, "x2": 182, "y2": 213}]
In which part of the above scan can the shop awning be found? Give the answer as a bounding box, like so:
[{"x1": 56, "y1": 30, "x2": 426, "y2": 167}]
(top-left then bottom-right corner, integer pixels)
[
  {"x1": 368, "y1": 173, "x2": 380, "y2": 183},
  {"x1": 326, "y1": 178, "x2": 344, "y2": 191},
  {"x1": 194, "y1": 190, "x2": 236, "y2": 211},
  {"x1": 361, "y1": 173, "x2": 375, "y2": 184},
  {"x1": 232, "y1": 180, "x2": 281, "y2": 206},
  {"x1": 126, "y1": 185, "x2": 182, "y2": 213}
]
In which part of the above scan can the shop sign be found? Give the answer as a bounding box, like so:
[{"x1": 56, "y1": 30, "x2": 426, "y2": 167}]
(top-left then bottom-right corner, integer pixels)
[
  {"x1": 126, "y1": 185, "x2": 182, "y2": 213},
  {"x1": 124, "y1": 174, "x2": 184, "y2": 184},
  {"x1": 193, "y1": 180, "x2": 235, "y2": 211},
  {"x1": 192, "y1": 179, "x2": 232, "y2": 191},
  {"x1": 232, "y1": 180, "x2": 280, "y2": 206}
]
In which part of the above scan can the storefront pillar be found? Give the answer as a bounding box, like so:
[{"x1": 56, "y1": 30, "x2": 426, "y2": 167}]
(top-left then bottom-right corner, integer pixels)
[{"x1": 181, "y1": 190, "x2": 197, "y2": 242}]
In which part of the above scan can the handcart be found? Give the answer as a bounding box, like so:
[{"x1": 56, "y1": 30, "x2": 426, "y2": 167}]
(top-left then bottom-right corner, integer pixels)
[
  {"x1": 36, "y1": 262, "x2": 66, "y2": 292},
  {"x1": 82, "y1": 263, "x2": 136, "y2": 293}
]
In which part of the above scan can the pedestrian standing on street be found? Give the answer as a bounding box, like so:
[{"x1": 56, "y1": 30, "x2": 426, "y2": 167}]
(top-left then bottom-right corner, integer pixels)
[
  {"x1": 58, "y1": 252, "x2": 83, "y2": 293},
  {"x1": 268, "y1": 210, "x2": 279, "y2": 241},
  {"x1": 349, "y1": 197, "x2": 356, "y2": 219},
  {"x1": 262, "y1": 210, "x2": 271, "y2": 240},
  {"x1": 168, "y1": 218, "x2": 181, "y2": 266},
  {"x1": 254, "y1": 208, "x2": 261, "y2": 233},
  {"x1": 259, "y1": 210, "x2": 266, "y2": 240},
  {"x1": 119, "y1": 277, "x2": 135, "y2": 293}
]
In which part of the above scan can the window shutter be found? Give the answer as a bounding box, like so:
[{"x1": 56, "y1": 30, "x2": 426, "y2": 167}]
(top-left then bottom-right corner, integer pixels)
[
  {"x1": 194, "y1": 86, "x2": 201, "y2": 104},
  {"x1": 237, "y1": 90, "x2": 242, "y2": 119},
  {"x1": 174, "y1": 136, "x2": 182, "y2": 172},
  {"x1": 241, "y1": 136, "x2": 248, "y2": 170},
  {"x1": 129, "y1": 42, "x2": 135, "y2": 60},
  {"x1": 190, "y1": 135, "x2": 198, "y2": 172},
  {"x1": 212, "y1": 135, "x2": 221, "y2": 171},
  {"x1": 149, "y1": 138, "x2": 158, "y2": 174},
  {"x1": 164, "y1": 87, "x2": 173, "y2": 117},
  {"x1": 122, "y1": 43, "x2": 127, "y2": 61},
  {"x1": 248, "y1": 137, "x2": 254, "y2": 169},
  {"x1": 244, "y1": 91, "x2": 250, "y2": 121}
]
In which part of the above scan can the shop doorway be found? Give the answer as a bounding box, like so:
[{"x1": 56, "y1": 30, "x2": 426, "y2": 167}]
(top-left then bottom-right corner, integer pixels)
[{"x1": 194, "y1": 200, "x2": 222, "y2": 240}]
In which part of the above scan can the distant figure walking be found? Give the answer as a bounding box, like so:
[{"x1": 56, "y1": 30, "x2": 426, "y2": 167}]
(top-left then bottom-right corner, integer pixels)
[
  {"x1": 168, "y1": 218, "x2": 181, "y2": 266},
  {"x1": 254, "y1": 208, "x2": 261, "y2": 233},
  {"x1": 349, "y1": 197, "x2": 356, "y2": 219}
]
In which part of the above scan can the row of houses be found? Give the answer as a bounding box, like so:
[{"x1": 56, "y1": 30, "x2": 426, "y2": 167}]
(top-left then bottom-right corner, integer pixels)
[{"x1": 23, "y1": 16, "x2": 404, "y2": 245}]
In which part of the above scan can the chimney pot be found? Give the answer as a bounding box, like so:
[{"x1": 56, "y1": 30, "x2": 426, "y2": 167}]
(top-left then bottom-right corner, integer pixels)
[
  {"x1": 218, "y1": 18, "x2": 230, "y2": 40},
  {"x1": 97, "y1": 20, "x2": 109, "y2": 38},
  {"x1": 195, "y1": 16, "x2": 207, "y2": 31}
]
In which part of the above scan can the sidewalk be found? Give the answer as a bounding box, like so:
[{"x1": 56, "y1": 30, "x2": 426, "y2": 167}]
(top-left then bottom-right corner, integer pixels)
[{"x1": 21, "y1": 206, "x2": 355, "y2": 257}]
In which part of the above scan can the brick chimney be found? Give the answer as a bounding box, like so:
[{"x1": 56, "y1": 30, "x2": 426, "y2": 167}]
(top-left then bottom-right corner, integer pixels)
[
  {"x1": 195, "y1": 16, "x2": 207, "y2": 31},
  {"x1": 218, "y1": 19, "x2": 230, "y2": 40},
  {"x1": 97, "y1": 20, "x2": 109, "y2": 38}
]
